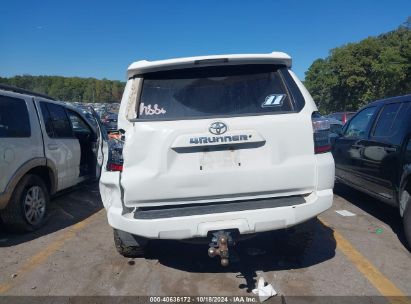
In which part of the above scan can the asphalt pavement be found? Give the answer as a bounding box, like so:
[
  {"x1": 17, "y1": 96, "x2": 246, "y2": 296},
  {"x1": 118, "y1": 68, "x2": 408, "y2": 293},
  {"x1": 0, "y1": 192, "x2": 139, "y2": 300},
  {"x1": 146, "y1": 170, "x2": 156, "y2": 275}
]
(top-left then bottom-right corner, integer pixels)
[{"x1": 0, "y1": 182, "x2": 410, "y2": 302}]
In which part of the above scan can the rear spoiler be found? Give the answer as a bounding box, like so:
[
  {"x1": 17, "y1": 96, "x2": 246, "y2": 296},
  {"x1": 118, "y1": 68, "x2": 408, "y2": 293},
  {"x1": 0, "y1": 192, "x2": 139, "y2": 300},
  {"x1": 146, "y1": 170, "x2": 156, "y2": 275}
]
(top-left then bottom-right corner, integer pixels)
[{"x1": 127, "y1": 52, "x2": 292, "y2": 79}]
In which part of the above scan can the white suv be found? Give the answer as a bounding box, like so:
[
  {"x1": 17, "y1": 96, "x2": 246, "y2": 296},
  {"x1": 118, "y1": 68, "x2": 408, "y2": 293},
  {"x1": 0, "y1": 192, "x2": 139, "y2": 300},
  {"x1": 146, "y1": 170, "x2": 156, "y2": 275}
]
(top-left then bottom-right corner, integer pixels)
[
  {"x1": 0, "y1": 85, "x2": 106, "y2": 232},
  {"x1": 99, "y1": 53, "x2": 334, "y2": 264}
]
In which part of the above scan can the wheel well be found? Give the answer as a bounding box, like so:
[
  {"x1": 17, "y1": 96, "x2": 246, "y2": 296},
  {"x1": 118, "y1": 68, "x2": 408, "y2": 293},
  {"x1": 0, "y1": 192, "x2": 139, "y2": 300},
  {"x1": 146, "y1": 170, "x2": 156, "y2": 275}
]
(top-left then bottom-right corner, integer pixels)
[{"x1": 25, "y1": 166, "x2": 55, "y2": 194}]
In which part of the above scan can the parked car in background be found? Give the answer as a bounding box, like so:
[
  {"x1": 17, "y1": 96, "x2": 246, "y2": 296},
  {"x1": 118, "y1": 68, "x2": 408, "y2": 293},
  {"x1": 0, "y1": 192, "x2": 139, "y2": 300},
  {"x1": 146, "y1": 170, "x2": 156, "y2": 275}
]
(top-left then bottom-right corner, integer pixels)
[
  {"x1": 327, "y1": 111, "x2": 356, "y2": 124},
  {"x1": 107, "y1": 103, "x2": 120, "y2": 113},
  {"x1": 332, "y1": 94, "x2": 411, "y2": 249},
  {"x1": 0, "y1": 84, "x2": 107, "y2": 232},
  {"x1": 96, "y1": 108, "x2": 107, "y2": 119},
  {"x1": 99, "y1": 52, "x2": 335, "y2": 264},
  {"x1": 328, "y1": 118, "x2": 344, "y2": 144},
  {"x1": 101, "y1": 112, "x2": 118, "y2": 133}
]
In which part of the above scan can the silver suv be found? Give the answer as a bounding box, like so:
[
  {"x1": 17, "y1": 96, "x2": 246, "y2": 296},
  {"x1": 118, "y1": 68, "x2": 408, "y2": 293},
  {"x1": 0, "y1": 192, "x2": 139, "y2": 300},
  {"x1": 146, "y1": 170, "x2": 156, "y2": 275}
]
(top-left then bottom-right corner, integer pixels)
[
  {"x1": 99, "y1": 53, "x2": 335, "y2": 265},
  {"x1": 0, "y1": 85, "x2": 106, "y2": 232}
]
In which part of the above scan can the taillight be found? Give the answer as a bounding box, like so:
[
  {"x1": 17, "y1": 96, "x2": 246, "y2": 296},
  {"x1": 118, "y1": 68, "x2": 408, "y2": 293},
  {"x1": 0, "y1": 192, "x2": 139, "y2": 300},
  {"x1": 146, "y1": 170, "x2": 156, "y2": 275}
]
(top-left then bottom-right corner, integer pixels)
[
  {"x1": 106, "y1": 139, "x2": 124, "y2": 172},
  {"x1": 312, "y1": 113, "x2": 331, "y2": 154},
  {"x1": 107, "y1": 163, "x2": 123, "y2": 171}
]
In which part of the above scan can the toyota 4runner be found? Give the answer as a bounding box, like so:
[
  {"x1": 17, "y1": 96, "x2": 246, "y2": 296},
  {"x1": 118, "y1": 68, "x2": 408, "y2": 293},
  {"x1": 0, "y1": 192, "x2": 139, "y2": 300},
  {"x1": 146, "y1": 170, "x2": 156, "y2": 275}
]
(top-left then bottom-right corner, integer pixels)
[{"x1": 99, "y1": 52, "x2": 335, "y2": 264}]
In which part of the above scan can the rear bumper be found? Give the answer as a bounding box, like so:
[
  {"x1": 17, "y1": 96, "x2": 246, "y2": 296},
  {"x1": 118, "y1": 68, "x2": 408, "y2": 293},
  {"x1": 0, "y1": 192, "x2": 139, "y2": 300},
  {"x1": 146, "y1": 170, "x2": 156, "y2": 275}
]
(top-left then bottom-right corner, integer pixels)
[{"x1": 105, "y1": 189, "x2": 333, "y2": 239}]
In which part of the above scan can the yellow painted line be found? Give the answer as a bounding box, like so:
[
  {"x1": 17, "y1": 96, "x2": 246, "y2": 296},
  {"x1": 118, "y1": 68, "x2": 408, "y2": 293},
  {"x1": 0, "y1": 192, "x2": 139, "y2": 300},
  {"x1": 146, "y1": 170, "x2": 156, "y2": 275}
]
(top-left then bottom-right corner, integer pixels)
[
  {"x1": 320, "y1": 219, "x2": 410, "y2": 304},
  {"x1": 0, "y1": 210, "x2": 103, "y2": 294}
]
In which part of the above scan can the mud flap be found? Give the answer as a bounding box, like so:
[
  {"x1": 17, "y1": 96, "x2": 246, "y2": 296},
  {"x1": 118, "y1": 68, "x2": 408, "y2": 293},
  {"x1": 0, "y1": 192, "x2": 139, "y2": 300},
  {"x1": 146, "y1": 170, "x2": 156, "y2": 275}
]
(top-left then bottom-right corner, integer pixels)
[{"x1": 116, "y1": 229, "x2": 148, "y2": 247}]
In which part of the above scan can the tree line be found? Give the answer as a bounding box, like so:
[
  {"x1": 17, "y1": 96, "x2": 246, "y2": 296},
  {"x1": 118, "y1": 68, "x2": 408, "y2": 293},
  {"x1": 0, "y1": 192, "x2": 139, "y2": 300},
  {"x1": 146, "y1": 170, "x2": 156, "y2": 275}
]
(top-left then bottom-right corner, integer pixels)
[
  {"x1": 0, "y1": 75, "x2": 125, "y2": 103},
  {"x1": 304, "y1": 18, "x2": 411, "y2": 114}
]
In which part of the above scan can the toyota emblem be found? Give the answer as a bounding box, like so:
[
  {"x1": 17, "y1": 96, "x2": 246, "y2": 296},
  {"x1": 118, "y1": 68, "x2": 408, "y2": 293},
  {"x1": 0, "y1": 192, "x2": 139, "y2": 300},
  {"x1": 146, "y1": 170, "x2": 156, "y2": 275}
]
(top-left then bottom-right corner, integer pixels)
[{"x1": 209, "y1": 122, "x2": 228, "y2": 135}]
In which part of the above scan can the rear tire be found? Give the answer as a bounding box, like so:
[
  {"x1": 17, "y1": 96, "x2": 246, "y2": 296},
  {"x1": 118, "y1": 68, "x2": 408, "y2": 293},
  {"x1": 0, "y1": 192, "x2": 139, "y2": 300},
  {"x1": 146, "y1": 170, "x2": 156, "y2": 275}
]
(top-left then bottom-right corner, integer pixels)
[
  {"x1": 113, "y1": 229, "x2": 147, "y2": 258},
  {"x1": 402, "y1": 190, "x2": 411, "y2": 251},
  {"x1": 0, "y1": 174, "x2": 49, "y2": 233}
]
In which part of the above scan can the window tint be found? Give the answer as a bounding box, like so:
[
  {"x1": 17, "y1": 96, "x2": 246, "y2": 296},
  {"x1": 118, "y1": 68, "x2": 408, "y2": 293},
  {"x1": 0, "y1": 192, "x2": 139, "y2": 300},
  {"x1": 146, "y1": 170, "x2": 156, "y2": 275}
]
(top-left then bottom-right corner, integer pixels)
[
  {"x1": 67, "y1": 110, "x2": 92, "y2": 133},
  {"x1": 137, "y1": 65, "x2": 293, "y2": 120},
  {"x1": 40, "y1": 102, "x2": 73, "y2": 138},
  {"x1": 0, "y1": 95, "x2": 31, "y2": 137},
  {"x1": 344, "y1": 107, "x2": 376, "y2": 138},
  {"x1": 40, "y1": 102, "x2": 54, "y2": 137},
  {"x1": 391, "y1": 103, "x2": 409, "y2": 137},
  {"x1": 373, "y1": 103, "x2": 402, "y2": 137}
]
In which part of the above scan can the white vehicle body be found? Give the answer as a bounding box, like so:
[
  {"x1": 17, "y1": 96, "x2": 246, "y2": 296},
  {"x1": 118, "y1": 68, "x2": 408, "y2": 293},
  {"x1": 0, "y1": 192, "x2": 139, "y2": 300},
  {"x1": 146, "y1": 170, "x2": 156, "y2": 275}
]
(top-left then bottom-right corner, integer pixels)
[{"x1": 100, "y1": 52, "x2": 334, "y2": 240}]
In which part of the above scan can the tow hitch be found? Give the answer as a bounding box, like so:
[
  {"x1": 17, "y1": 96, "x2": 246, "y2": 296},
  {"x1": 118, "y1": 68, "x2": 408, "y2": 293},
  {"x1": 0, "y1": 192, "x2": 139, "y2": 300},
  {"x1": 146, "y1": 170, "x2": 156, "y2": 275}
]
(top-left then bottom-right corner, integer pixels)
[{"x1": 208, "y1": 231, "x2": 236, "y2": 267}]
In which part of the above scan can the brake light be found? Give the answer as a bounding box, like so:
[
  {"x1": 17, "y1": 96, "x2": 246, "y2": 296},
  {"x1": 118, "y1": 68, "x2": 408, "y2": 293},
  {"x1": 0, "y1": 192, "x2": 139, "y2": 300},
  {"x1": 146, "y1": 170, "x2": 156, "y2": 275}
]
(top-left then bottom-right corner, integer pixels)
[
  {"x1": 312, "y1": 113, "x2": 331, "y2": 154},
  {"x1": 107, "y1": 163, "x2": 123, "y2": 172},
  {"x1": 106, "y1": 139, "x2": 124, "y2": 172}
]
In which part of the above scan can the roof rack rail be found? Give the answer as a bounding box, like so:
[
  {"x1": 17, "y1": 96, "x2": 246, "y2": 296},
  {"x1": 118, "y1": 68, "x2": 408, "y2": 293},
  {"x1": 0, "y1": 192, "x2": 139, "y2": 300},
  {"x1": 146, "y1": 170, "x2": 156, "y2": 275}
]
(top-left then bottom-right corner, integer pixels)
[{"x1": 0, "y1": 83, "x2": 56, "y2": 100}]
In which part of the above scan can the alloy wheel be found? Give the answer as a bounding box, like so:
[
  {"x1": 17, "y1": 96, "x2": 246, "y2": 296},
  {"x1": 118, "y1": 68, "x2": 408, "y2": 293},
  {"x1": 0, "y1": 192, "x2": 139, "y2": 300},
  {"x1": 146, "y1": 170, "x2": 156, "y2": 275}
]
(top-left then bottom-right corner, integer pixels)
[{"x1": 23, "y1": 185, "x2": 46, "y2": 225}]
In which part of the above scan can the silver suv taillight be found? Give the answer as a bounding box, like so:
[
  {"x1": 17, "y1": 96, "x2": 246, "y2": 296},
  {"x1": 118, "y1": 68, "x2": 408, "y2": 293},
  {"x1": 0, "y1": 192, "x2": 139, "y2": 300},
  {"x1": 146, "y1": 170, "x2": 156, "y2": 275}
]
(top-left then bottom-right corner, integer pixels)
[{"x1": 312, "y1": 113, "x2": 331, "y2": 154}]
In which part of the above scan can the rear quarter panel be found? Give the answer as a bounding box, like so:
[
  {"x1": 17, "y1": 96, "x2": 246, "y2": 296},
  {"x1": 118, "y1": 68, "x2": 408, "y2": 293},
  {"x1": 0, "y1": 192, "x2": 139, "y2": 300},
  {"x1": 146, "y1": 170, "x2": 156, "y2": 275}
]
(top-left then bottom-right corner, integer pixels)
[{"x1": 0, "y1": 93, "x2": 44, "y2": 194}]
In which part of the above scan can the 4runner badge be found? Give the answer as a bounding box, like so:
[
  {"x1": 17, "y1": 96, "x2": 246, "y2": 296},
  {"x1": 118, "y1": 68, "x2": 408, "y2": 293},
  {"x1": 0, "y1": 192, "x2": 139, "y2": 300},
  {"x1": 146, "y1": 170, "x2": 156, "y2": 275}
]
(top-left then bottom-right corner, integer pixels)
[
  {"x1": 189, "y1": 122, "x2": 250, "y2": 145},
  {"x1": 262, "y1": 94, "x2": 285, "y2": 107}
]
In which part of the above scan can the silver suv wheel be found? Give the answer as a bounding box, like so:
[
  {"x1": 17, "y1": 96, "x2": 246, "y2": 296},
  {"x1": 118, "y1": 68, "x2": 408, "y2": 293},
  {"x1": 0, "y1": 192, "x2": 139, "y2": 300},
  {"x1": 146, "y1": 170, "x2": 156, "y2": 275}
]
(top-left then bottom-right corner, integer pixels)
[
  {"x1": 0, "y1": 174, "x2": 50, "y2": 232},
  {"x1": 24, "y1": 185, "x2": 46, "y2": 225}
]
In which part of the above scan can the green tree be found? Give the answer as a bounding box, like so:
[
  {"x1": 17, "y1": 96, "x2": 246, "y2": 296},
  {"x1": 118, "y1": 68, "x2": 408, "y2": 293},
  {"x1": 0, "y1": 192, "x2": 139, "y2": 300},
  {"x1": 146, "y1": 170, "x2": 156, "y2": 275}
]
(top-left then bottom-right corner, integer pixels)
[
  {"x1": 305, "y1": 20, "x2": 411, "y2": 113},
  {"x1": 0, "y1": 75, "x2": 125, "y2": 103}
]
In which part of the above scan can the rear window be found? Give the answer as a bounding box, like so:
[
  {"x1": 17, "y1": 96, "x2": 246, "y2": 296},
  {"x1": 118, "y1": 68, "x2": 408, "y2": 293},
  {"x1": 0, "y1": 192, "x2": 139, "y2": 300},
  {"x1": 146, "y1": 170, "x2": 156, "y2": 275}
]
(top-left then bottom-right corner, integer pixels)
[
  {"x1": 0, "y1": 95, "x2": 31, "y2": 137},
  {"x1": 136, "y1": 65, "x2": 295, "y2": 120}
]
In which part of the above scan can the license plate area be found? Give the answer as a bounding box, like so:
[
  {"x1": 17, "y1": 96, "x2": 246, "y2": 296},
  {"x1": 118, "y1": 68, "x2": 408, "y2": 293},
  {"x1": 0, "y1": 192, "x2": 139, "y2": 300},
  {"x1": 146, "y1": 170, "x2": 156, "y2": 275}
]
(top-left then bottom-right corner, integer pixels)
[{"x1": 199, "y1": 149, "x2": 240, "y2": 170}]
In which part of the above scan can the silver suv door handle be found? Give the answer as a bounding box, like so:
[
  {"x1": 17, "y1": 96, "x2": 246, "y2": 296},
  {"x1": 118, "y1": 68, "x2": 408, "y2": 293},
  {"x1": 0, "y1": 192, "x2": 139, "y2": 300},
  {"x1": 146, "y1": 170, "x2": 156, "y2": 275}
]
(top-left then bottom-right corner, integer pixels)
[{"x1": 48, "y1": 144, "x2": 58, "y2": 150}]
